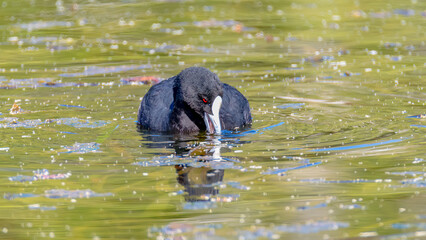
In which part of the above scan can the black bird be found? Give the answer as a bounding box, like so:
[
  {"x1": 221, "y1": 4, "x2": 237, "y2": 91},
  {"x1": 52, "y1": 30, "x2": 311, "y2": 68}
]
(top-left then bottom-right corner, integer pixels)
[{"x1": 137, "y1": 67, "x2": 251, "y2": 134}]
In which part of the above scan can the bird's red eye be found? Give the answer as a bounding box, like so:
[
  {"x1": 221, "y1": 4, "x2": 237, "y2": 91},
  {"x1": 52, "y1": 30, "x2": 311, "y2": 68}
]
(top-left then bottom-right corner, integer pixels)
[{"x1": 202, "y1": 98, "x2": 208, "y2": 103}]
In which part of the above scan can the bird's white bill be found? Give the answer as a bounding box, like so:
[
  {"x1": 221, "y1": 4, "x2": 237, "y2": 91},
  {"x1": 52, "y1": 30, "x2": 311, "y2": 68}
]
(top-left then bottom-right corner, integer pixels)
[{"x1": 203, "y1": 96, "x2": 222, "y2": 134}]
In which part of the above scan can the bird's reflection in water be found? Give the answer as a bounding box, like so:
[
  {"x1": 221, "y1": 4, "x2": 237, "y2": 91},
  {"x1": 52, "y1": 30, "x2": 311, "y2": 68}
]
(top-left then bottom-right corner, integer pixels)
[
  {"x1": 175, "y1": 138, "x2": 224, "y2": 204},
  {"x1": 175, "y1": 166, "x2": 224, "y2": 203},
  {"x1": 138, "y1": 130, "x2": 242, "y2": 207}
]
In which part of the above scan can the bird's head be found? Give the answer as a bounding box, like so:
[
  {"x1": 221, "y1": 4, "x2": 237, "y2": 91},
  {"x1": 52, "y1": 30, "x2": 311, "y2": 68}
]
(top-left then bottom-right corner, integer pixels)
[{"x1": 174, "y1": 67, "x2": 223, "y2": 134}]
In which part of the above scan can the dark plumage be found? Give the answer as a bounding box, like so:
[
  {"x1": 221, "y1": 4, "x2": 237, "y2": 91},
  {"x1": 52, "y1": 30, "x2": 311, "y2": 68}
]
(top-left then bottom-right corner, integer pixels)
[{"x1": 137, "y1": 67, "x2": 251, "y2": 134}]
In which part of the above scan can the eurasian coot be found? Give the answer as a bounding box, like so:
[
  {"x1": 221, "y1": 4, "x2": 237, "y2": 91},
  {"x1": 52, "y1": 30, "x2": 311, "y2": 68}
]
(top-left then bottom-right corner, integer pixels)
[{"x1": 137, "y1": 67, "x2": 251, "y2": 134}]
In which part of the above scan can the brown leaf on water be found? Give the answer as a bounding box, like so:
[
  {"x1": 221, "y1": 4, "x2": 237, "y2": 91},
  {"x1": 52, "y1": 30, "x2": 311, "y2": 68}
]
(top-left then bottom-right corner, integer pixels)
[
  {"x1": 121, "y1": 76, "x2": 160, "y2": 85},
  {"x1": 9, "y1": 103, "x2": 22, "y2": 115},
  {"x1": 188, "y1": 145, "x2": 211, "y2": 156}
]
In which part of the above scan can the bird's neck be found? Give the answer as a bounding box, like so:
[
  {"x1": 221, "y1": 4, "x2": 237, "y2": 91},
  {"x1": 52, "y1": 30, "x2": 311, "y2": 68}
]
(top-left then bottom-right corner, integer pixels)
[{"x1": 170, "y1": 101, "x2": 205, "y2": 133}]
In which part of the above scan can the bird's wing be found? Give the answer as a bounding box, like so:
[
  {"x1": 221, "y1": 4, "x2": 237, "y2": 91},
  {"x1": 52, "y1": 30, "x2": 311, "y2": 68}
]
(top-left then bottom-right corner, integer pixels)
[
  {"x1": 137, "y1": 76, "x2": 175, "y2": 131},
  {"x1": 220, "y1": 83, "x2": 252, "y2": 130}
]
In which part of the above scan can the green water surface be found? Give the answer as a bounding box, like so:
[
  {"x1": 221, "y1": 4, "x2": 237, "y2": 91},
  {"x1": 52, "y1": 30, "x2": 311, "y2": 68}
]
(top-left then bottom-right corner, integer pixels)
[{"x1": 0, "y1": 0, "x2": 425, "y2": 239}]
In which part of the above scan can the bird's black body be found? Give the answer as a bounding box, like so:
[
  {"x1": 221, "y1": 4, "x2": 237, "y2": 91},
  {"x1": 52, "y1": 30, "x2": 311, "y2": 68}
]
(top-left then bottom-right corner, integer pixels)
[{"x1": 137, "y1": 67, "x2": 251, "y2": 134}]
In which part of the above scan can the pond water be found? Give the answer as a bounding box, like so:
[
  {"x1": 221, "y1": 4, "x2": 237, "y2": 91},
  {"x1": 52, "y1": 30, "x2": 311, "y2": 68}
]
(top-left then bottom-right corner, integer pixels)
[{"x1": 0, "y1": 0, "x2": 425, "y2": 239}]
